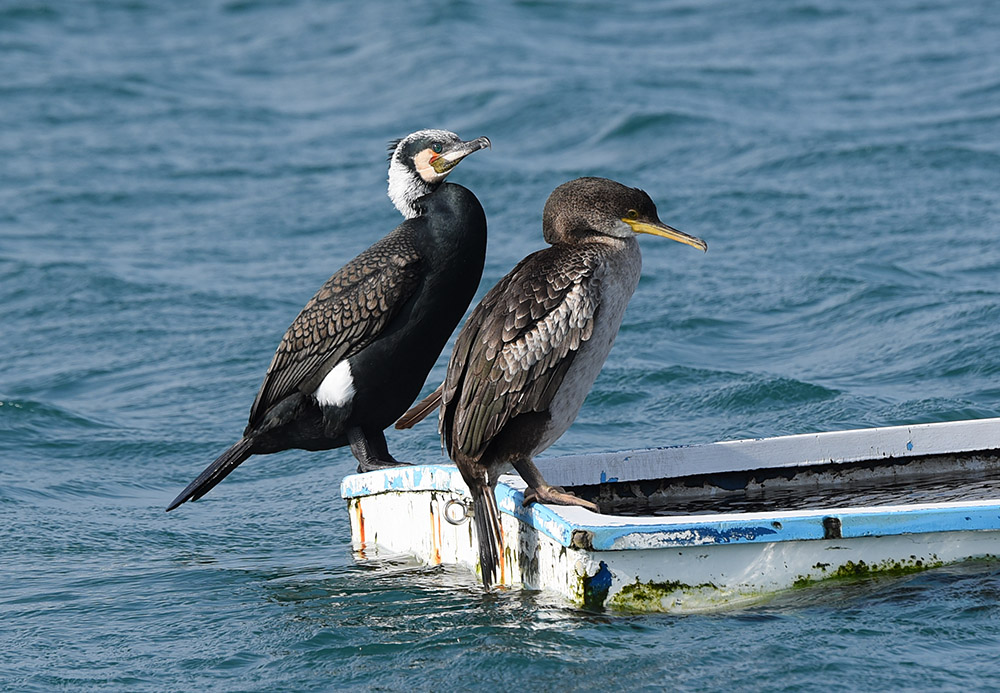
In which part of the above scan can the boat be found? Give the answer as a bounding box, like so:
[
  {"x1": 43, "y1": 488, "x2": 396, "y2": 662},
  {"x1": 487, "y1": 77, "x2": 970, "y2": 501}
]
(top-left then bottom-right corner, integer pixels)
[{"x1": 339, "y1": 417, "x2": 1000, "y2": 612}]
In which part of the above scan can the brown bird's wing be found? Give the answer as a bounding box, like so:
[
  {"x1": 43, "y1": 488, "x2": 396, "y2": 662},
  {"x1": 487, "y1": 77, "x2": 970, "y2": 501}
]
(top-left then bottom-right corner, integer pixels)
[
  {"x1": 442, "y1": 244, "x2": 604, "y2": 461},
  {"x1": 247, "y1": 230, "x2": 423, "y2": 429},
  {"x1": 394, "y1": 382, "x2": 443, "y2": 429}
]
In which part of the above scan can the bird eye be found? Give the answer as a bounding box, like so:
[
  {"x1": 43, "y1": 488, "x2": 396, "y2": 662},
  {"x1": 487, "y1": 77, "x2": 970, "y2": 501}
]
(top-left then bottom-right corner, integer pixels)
[
  {"x1": 431, "y1": 143, "x2": 443, "y2": 154},
  {"x1": 626, "y1": 209, "x2": 639, "y2": 220}
]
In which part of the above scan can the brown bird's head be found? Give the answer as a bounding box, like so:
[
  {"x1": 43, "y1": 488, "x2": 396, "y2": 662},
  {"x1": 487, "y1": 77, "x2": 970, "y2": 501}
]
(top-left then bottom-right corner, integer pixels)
[{"x1": 541, "y1": 177, "x2": 707, "y2": 252}]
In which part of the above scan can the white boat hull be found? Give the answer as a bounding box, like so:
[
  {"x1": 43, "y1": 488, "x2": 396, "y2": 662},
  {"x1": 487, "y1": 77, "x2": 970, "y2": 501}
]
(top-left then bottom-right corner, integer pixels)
[{"x1": 341, "y1": 418, "x2": 1000, "y2": 612}]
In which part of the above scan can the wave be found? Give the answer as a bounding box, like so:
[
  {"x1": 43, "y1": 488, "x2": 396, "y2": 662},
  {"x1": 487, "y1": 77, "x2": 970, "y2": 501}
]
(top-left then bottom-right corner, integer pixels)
[
  {"x1": 0, "y1": 397, "x2": 110, "y2": 436},
  {"x1": 594, "y1": 110, "x2": 718, "y2": 145}
]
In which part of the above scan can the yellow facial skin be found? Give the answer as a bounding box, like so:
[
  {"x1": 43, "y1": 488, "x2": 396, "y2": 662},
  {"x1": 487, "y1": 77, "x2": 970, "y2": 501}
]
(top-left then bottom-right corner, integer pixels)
[
  {"x1": 414, "y1": 136, "x2": 492, "y2": 183},
  {"x1": 624, "y1": 216, "x2": 708, "y2": 252}
]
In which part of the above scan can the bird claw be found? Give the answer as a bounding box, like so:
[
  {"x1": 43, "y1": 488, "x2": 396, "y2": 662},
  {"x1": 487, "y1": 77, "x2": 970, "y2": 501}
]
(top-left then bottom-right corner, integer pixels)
[
  {"x1": 356, "y1": 459, "x2": 412, "y2": 474},
  {"x1": 522, "y1": 485, "x2": 599, "y2": 512}
]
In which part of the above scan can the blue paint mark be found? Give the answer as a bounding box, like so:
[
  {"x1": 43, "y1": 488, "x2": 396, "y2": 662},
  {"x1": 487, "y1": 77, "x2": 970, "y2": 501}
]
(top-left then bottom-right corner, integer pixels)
[
  {"x1": 600, "y1": 471, "x2": 606, "y2": 483},
  {"x1": 907, "y1": 441, "x2": 914, "y2": 451},
  {"x1": 599, "y1": 471, "x2": 619, "y2": 484},
  {"x1": 592, "y1": 522, "x2": 784, "y2": 550},
  {"x1": 674, "y1": 525, "x2": 778, "y2": 545},
  {"x1": 582, "y1": 561, "x2": 612, "y2": 610}
]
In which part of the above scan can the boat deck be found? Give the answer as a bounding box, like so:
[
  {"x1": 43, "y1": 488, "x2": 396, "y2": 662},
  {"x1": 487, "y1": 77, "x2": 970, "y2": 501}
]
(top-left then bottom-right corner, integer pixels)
[{"x1": 576, "y1": 450, "x2": 1000, "y2": 516}]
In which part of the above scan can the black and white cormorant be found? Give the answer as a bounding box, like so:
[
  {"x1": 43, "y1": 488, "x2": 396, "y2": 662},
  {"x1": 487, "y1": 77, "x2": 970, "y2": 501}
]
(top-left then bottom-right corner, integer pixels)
[
  {"x1": 397, "y1": 177, "x2": 707, "y2": 587},
  {"x1": 166, "y1": 130, "x2": 490, "y2": 512}
]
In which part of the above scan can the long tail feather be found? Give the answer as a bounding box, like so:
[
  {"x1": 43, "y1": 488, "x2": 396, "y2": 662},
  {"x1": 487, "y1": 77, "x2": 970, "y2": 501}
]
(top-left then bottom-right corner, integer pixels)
[
  {"x1": 471, "y1": 483, "x2": 503, "y2": 589},
  {"x1": 166, "y1": 437, "x2": 255, "y2": 511},
  {"x1": 394, "y1": 383, "x2": 443, "y2": 430}
]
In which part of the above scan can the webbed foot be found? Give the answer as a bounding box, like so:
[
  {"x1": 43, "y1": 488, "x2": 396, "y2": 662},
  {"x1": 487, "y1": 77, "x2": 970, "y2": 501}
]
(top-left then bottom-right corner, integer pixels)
[{"x1": 348, "y1": 427, "x2": 411, "y2": 474}]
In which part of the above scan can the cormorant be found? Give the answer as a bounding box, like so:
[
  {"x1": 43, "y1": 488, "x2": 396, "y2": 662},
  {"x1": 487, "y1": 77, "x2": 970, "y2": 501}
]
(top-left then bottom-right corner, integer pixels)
[
  {"x1": 167, "y1": 130, "x2": 490, "y2": 512},
  {"x1": 397, "y1": 177, "x2": 707, "y2": 587}
]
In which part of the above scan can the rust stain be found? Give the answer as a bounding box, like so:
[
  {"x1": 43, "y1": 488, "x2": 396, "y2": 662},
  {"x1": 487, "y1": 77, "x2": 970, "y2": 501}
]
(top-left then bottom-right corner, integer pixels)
[
  {"x1": 353, "y1": 499, "x2": 366, "y2": 553},
  {"x1": 436, "y1": 505, "x2": 443, "y2": 564},
  {"x1": 430, "y1": 502, "x2": 442, "y2": 565},
  {"x1": 499, "y1": 522, "x2": 506, "y2": 585}
]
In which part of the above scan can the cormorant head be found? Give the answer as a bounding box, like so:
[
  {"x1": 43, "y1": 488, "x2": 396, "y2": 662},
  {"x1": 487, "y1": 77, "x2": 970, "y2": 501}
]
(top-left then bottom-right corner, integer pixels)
[
  {"x1": 541, "y1": 177, "x2": 707, "y2": 252},
  {"x1": 387, "y1": 129, "x2": 491, "y2": 219}
]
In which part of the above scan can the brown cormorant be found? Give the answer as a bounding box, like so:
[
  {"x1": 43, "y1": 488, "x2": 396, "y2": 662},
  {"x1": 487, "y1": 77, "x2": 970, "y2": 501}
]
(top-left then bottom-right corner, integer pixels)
[
  {"x1": 167, "y1": 130, "x2": 490, "y2": 512},
  {"x1": 397, "y1": 177, "x2": 707, "y2": 587}
]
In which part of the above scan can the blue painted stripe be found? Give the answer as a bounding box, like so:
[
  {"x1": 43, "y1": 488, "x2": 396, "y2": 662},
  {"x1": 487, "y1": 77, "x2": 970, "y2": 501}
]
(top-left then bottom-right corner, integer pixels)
[{"x1": 575, "y1": 504, "x2": 1000, "y2": 551}]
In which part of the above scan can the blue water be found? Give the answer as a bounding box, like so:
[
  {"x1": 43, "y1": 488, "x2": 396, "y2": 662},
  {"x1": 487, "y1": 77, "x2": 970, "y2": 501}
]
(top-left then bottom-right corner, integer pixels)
[{"x1": 3, "y1": 0, "x2": 1000, "y2": 689}]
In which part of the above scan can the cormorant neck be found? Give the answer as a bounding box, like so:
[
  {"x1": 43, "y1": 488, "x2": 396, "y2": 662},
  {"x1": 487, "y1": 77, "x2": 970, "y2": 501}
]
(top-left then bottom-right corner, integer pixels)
[
  {"x1": 388, "y1": 158, "x2": 436, "y2": 219},
  {"x1": 546, "y1": 227, "x2": 634, "y2": 249}
]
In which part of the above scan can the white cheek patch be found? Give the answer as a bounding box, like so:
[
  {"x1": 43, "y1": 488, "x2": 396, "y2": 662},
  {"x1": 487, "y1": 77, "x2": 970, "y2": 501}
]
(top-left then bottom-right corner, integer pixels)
[{"x1": 314, "y1": 360, "x2": 356, "y2": 408}]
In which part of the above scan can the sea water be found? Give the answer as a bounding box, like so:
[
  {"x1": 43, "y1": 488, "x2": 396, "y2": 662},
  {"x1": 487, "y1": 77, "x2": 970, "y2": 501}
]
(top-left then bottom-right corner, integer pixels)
[{"x1": 3, "y1": 1, "x2": 1000, "y2": 689}]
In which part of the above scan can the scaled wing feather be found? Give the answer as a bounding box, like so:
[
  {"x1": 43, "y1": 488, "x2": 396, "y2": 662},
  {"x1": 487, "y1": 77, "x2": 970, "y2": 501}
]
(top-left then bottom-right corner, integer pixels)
[
  {"x1": 247, "y1": 231, "x2": 423, "y2": 429},
  {"x1": 442, "y1": 245, "x2": 603, "y2": 461}
]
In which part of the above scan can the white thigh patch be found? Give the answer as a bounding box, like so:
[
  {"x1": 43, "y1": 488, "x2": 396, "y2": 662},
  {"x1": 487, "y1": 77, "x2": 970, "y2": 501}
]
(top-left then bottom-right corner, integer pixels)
[{"x1": 314, "y1": 360, "x2": 356, "y2": 408}]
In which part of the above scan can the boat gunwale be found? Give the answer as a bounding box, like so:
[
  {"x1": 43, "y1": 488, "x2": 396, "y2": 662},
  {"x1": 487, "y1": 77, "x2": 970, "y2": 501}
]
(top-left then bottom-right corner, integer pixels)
[
  {"x1": 532, "y1": 417, "x2": 1000, "y2": 488},
  {"x1": 341, "y1": 418, "x2": 1000, "y2": 552}
]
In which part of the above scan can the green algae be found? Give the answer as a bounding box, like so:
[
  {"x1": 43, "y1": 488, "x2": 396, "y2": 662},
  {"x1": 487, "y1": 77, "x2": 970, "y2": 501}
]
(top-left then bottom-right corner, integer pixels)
[
  {"x1": 608, "y1": 578, "x2": 721, "y2": 612},
  {"x1": 793, "y1": 555, "x2": 944, "y2": 588}
]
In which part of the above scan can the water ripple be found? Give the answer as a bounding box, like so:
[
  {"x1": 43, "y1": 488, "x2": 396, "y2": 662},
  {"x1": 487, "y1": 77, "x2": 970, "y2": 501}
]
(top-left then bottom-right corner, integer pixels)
[{"x1": 4, "y1": 0, "x2": 1000, "y2": 690}]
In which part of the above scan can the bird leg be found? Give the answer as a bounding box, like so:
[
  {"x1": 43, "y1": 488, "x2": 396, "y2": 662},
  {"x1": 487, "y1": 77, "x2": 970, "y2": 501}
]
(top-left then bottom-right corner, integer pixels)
[
  {"x1": 511, "y1": 457, "x2": 599, "y2": 512},
  {"x1": 348, "y1": 427, "x2": 410, "y2": 473}
]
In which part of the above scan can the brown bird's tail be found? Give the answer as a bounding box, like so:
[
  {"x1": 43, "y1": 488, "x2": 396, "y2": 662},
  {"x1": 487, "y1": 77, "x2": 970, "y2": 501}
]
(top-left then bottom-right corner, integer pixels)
[
  {"x1": 471, "y1": 482, "x2": 504, "y2": 589},
  {"x1": 166, "y1": 437, "x2": 254, "y2": 511},
  {"x1": 394, "y1": 383, "x2": 443, "y2": 429}
]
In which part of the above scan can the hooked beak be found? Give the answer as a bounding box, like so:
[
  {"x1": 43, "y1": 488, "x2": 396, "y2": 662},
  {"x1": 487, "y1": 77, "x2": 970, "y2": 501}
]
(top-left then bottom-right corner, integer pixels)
[
  {"x1": 431, "y1": 136, "x2": 492, "y2": 174},
  {"x1": 624, "y1": 218, "x2": 708, "y2": 252}
]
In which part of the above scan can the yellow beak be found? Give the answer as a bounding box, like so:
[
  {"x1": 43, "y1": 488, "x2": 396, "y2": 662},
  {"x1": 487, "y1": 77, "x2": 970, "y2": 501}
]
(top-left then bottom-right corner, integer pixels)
[{"x1": 624, "y1": 219, "x2": 708, "y2": 252}]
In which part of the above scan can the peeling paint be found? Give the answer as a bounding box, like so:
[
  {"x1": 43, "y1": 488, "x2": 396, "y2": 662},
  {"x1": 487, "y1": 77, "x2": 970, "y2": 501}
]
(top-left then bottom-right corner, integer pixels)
[{"x1": 609, "y1": 524, "x2": 778, "y2": 550}]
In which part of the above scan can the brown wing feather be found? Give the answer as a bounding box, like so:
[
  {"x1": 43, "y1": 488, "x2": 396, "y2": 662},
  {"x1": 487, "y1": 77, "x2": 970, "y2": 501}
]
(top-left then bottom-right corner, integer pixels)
[
  {"x1": 442, "y1": 244, "x2": 603, "y2": 461},
  {"x1": 247, "y1": 230, "x2": 423, "y2": 429},
  {"x1": 394, "y1": 383, "x2": 443, "y2": 429}
]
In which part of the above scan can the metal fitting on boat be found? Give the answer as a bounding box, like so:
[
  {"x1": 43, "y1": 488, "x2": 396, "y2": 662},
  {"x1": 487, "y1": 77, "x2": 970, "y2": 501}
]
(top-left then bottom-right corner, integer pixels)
[{"x1": 444, "y1": 497, "x2": 473, "y2": 526}]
